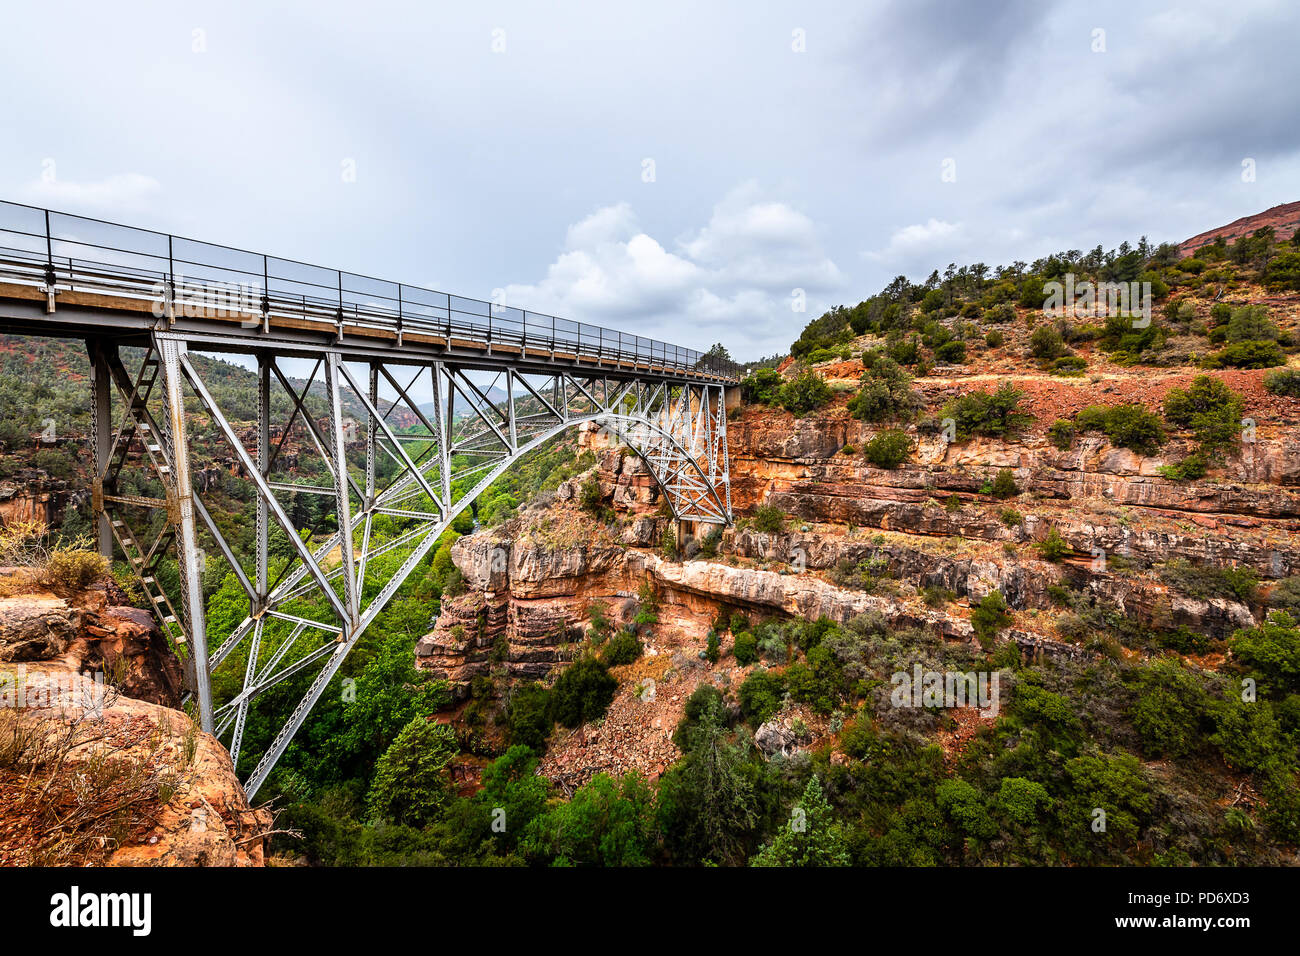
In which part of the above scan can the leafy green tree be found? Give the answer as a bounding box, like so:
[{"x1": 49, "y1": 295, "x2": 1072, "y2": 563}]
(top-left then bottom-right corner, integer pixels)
[
  {"x1": 935, "y1": 778, "x2": 997, "y2": 841},
  {"x1": 995, "y1": 777, "x2": 1051, "y2": 827},
  {"x1": 508, "y1": 683, "x2": 553, "y2": 751},
  {"x1": 1163, "y1": 375, "x2": 1244, "y2": 452},
  {"x1": 1224, "y1": 305, "x2": 1279, "y2": 343},
  {"x1": 740, "y1": 367, "x2": 783, "y2": 405},
  {"x1": 971, "y1": 590, "x2": 1012, "y2": 647},
  {"x1": 523, "y1": 772, "x2": 656, "y2": 866},
  {"x1": 475, "y1": 745, "x2": 551, "y2": 850},
  {"x1": 366, "y1": 717, "x2": 458, "y2": 827},
  {"x1": 1059, "y1": 751, "x2": 1152, "y2": 857},
  {"x1": 751, "y1": 776, "x2": 850, "y2": 866},
  {"x1": 548, "y1": 656, "x2": 617, "y2": 728},
  {"x1": 1019, "y1": 275, "x2": 1046, "y2": 309},
  {"x1": 1037, "y1": 526, "x2": 1071, "y2": 562},
  {"x1": 864, "y1": 429, "x2": 912, "y2": 468},
  {"x1": 941, "y1": 384, "x2": 1034, "y2": 441},
  {"x1": 778, "y1": 370, "x2": 833, "y2": 416},
  {"x1": 990, "y1": 468, "x2": 1019, "y2": 499},
  {"x1": 847, "y1": 355, "x2": 916, "y2": 422},
  {"x1": 656, "y1": 712, "x2": 761, "y2": 865},
  {"x1": 1128, "y1": 658, "x2": 1210, "y2": 758},
  {"x1": 1229, "y1": 611, "x2": 1300, "y2": 697}
]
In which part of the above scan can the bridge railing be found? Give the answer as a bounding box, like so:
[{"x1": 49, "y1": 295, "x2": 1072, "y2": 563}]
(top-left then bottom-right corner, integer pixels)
[{"x1": 0, "y1": 199, "x2": 742, "y2": 382}]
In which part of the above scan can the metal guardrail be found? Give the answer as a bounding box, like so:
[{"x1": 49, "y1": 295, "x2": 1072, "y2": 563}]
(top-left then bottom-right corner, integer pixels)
[{"x1": 0, "y1": 199, "x2": 742, "y2": 382}]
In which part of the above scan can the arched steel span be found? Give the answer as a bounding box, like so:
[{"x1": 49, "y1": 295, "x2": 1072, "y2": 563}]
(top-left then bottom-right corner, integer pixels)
[{"x1": 0, "y1": 200, "x2": 738, "y2": 797}]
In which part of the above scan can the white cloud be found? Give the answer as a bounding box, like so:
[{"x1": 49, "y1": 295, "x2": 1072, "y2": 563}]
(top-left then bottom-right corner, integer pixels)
[
  {"x1": 864, "y1": 218, "x2": 964, "y2": 264},
  {"x1": 501, "y1": 183, "x2": 843, "y2": 357},
  {"x1": 20, "y1": 172, "x2": 161, "y2": 212}
]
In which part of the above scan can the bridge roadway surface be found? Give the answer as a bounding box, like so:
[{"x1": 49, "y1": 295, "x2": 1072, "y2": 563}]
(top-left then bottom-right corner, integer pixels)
[{"x1": 0, "y1": 199, "x2": 740, "y2": 384}]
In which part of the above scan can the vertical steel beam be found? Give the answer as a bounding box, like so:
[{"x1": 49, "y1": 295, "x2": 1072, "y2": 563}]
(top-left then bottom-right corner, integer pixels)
[
  {"x1": 87, "y1": 339, "x2": 113, "y2": 559},
  {"x1": 505, "y1": 368, "x2": 518, "y2": 451},
  {"x1": 256, "y1": 355, "x2": 270, "y2": 609},
  {"x1": 431, "y1": 363, "x2": 451, "y2": 508},
  {"x1": 157, "y1": 337, "x2": 213, "y2": 733},
  {"x1": 324, "y1": 352, "x2": 360, "y2": 629}
]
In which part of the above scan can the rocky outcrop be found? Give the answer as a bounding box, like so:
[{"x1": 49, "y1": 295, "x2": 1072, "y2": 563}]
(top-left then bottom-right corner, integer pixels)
[
  {"x1": 0, "y1": 581, "x2": 267, "y2": 866},
  {"x1": 1, "y1": 663, "x2": 271, "y2": 866},
  {"x1": 421, "y1": 385, "x2": 1292, "y2": 695},
  {"x1": 0, "y1": 580, "x2": 183, "y2": 707}
]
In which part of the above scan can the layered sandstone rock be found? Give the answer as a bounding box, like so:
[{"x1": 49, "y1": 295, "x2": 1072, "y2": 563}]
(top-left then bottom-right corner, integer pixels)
[
  {"x1": 2, "y1": 664, "x2": 271, "y2": 867},
  {"x1": 0, "y1": 580, "x2": 267, "y2": 866}
]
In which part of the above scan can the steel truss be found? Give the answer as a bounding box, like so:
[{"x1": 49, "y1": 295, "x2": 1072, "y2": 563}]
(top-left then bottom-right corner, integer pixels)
[{"x1": 92, "y1": 331, "x2": 732, "y2": 798}]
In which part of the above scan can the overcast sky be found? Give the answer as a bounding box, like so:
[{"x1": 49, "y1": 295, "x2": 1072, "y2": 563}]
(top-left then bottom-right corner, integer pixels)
[{"x1": 2, "y1": 0, "x2": 1298, "y2": 361}]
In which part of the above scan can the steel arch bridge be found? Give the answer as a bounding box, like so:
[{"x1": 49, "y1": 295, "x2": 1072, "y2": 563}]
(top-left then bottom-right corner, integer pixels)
[{"x1": 0, "y1": 201, "x2": 738, "y2": 797}]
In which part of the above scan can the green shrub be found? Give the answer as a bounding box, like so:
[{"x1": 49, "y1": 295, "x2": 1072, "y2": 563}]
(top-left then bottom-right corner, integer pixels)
[
  {"x1": 548, "y1": 657, "x2": 618, "y2": 728},
  {"x1": 971, "y1": 590, "x2": 1012, "y2": 648},
  {"x1": 1228, "y1": 611, "x2": 1300, "y2": 697},
  {"x1": 1098, "y1": 314, "x2": 1166, "y2": 362},
  {"x1": 1050, "y1": 355, "x2": 1088, "y2": 375},
  {"x1": 984, "y1": 329, "x2": 1004, "y2": 348},
  {"x1": 779, "y1": 371, "x2": 833, "y2": 416},
  {"x1": 922, "y1": 585, "x2": 956, "y2": 607},
  {"x1": 934, "y1": 339, "x2": 967, "y2": 364},
  {"x1": 921, "y1": 288, "x2": 947, "y2": 313},
  {"x1": 1158, "y1": 452, "x2": 1209, "y2": 482},
  {"x1": 1269, "y1": 577, "x2": 1300, "y2": 617},
  {"x1": 739, "y1": 669, "x2": 785, "y2": 726},
  {"x1": 999, "y1": 508, "x2": 1023, "y2": 528},
  {"x1": 1159, "y1": 558, "x2": 1259, "y2": 604},
  {"x1": 1037, "y1": 527, "x2": 1071, "y2": 562},
  {"x1": 705, "y1": 631, "x2": 721, "y2": 663},
  {"x1": 1128, "y1": 658, "x2": 1209, "y2": 758},
  {"x1": 601, "y1": 630, "x2": 644, "y2": 666},
  {"x1": 751, "y1": 504, "x2": 786, "y2": 534},
  {"x1": 941, "y1": 384, "x2": 1034, "y2": 441},
  {"x1": 846, "y1": 355, "x2": 916, "y2": 422},
  {"x1": 1263, "y1": 368, "x2": 1300, "y2": 397},
  {"x1": 990, "y1": 468, "x2": 1019, "y2": 500},
  {"x1": 1205, "y1": 340, "x2": 1285, "y2": 369},
  {"x1": 1019, "y1": 275, "x2": 1046, "y2": 309},
  {"x1": 733, "y1": 630, "x2": 758, "y2": 666},
  {"x1": 579, "y1": 477, "x2": 604, "y2": 515},
  {"x1": 864, "y1": 429, "x2": 912, "y2": 468},
  {"x1": 1224, "y1": 305, "x2": 1279, "y2": 343},
  {"x1": 1074, "y1": 403, "x2": 1165, "y2": 455},
  {"x1": 984, "y1": 303, "x2": 1016, "y2": 324},
  {"x1": 1048, "y1": 419, "x2": 1076, "y2": 450},
  {"x1": 1030, "y1": 325, "x2": 1065, "y2": 361},
  {"x1": 1163, "y1": 375, "x2": 1244, "y2": 451},
  {"x1": 508, "y1": 683, "x2": 553, "y2": 751},
  {"x1": 740, "y1": 367, "x2": 783, "y2": 405}
]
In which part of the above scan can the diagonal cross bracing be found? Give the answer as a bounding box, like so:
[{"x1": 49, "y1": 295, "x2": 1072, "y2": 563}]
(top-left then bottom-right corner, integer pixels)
[{"x1": 88, "y1": 334, "x2": 734, "y2": 799}]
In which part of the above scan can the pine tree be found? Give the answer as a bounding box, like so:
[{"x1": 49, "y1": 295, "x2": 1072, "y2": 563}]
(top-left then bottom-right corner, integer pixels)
[{"x1": 750, "y1": 776, "x2": 850, "y2": 867}]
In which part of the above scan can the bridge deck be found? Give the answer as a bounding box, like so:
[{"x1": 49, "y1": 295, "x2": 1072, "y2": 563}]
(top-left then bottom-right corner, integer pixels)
[{"x1": 0, "y1": 200, "x2": 740, "y2": 384}]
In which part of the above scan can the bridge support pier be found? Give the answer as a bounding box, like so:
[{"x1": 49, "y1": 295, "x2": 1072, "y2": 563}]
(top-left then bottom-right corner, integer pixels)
[{"x1": 158, "y1": 339, "x2": 213, "y2": 733}]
